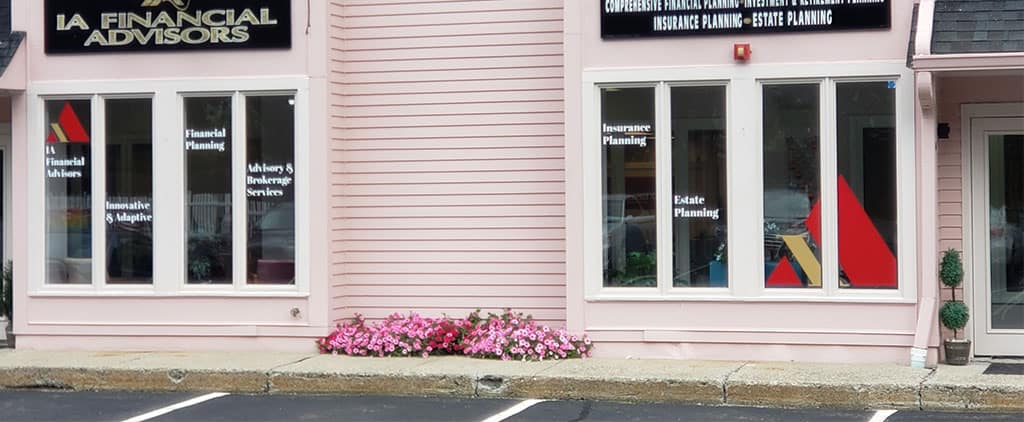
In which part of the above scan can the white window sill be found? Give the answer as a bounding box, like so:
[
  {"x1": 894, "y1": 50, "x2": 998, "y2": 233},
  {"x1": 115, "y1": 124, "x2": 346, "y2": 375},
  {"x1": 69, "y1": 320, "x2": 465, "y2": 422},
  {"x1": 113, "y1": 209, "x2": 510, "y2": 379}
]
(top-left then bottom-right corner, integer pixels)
[
  {"x1": 585, "y1": 293, "x2": 916, "y2": 304},
  {"x1": 28, "y1": 290, "x2": 310, "y2": 299}
]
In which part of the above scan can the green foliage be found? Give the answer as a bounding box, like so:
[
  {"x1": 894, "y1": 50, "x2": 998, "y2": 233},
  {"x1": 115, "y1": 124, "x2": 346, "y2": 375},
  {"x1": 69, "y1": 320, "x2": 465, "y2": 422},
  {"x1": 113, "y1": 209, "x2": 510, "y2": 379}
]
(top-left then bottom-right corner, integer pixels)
[
  {"x1": 607, "y1": 251, "x2": 657, "y2": 287},
  {"x1": 939, "y1": 248, "x2": 964, "y2": 289},
  {"x1": 938, "y1": 249, "x2": 970, "y2": 340},
  {"x1": 939, "y1": 300, "x2": 970, "y2": 332},
  {"x1": 714, "y1": 243, "x2": 727, "y2": 263},
  {"x1": 187, "y1": 235, "x2": 227, "y2": 281},
  {"x1": 189, "y1": 258, "x2": 212, "y2": 282},
  {"x1": 1, "y1": 260, "x2": 12, "y2": 319},
  {"x1": 625, "y1": 251, "x2": 656, "y2": 277}
]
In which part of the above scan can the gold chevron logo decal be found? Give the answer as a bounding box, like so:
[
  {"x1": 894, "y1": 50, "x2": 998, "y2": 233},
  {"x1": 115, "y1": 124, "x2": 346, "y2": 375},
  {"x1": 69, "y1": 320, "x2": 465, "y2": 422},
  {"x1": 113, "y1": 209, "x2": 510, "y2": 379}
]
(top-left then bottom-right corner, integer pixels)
[{"x1": 140, "y1": 0, "x2": 190, "y2": 11}]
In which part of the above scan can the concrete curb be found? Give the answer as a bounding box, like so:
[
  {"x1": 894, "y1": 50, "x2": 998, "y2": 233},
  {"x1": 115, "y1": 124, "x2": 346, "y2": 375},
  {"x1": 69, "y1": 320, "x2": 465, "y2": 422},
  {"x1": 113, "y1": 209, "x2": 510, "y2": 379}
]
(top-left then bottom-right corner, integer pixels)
[
  {"x1": 920, "y1": 364, "x2": 1024, "y2": 412},
  {"x1": 1, "y1": 367, "x2": 270, "y2": 393},
  {"x1": 0, "y1": 352, "x2": 1020, "y2": 412},
  {"x1": 722, "y1": 362, "x2": 934, "y2": 410}
]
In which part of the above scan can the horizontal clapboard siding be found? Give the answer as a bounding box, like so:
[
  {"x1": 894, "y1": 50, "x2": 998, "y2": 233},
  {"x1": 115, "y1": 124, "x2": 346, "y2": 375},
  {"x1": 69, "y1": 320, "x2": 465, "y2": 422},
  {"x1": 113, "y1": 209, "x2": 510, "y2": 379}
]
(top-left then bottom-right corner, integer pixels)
[{"x1": 329, "y1": 0, "x2": 566, "y2": 325}]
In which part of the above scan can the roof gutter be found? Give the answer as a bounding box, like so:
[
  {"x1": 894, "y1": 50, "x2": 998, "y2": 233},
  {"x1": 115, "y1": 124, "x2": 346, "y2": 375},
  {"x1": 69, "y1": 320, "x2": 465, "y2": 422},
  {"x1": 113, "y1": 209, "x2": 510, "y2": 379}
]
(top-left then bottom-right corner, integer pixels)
[{"x1": 912, "y1": 52, "x2": 1024, "y2": 72}]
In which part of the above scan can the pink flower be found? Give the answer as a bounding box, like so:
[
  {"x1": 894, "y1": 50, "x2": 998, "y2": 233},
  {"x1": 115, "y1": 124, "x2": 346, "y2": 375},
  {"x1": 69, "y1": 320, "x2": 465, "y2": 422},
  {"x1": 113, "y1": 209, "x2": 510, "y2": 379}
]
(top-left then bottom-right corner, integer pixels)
[{"x1": 316, "y1": 309, "x2": 591, "y2": 362}]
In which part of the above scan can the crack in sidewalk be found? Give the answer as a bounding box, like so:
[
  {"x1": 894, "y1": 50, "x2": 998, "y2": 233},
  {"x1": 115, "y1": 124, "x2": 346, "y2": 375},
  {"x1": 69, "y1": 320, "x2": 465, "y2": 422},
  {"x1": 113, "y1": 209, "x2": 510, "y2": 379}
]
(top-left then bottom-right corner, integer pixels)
[
  {"x1": 264, "y1": 354, "x2": 320, "y2": 393},
  {"x1": 916, "y1": 367, "x2": 937, "y2": 410},
  {"x1": 721, "y1": 362, "x2": 749, "y2": 404}
]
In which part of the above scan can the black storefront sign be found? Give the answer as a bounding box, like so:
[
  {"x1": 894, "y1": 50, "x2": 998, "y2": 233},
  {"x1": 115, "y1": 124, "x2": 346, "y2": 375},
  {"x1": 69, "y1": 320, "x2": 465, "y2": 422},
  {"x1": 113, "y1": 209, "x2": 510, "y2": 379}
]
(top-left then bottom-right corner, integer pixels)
[
  {"x1": 45, "y1": 0, "x2": 291, "y2": 53},
  {"x1": 602, "y1": 1, "x2": 890, "y2": 39}
]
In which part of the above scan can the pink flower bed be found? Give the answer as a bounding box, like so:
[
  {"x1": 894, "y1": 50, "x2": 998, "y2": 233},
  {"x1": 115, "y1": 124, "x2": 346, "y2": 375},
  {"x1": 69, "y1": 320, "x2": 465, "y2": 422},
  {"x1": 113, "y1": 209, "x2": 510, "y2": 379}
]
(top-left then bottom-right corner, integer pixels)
[{"x1": 317, "y1": 309, "x2": 592, "y2": 361}]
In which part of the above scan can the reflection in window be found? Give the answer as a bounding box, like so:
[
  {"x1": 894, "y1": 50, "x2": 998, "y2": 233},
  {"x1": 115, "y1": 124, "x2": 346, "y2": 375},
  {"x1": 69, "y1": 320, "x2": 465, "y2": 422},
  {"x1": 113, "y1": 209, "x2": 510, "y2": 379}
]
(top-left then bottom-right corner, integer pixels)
[
  {"x1": 837, "y1": 82, "x2": 897, "y2": 289},
  {"x1": 246, "y1": 96, "x2": 295, "y2": 285},
  {"x1": 106, "y1": 99, "x2": 154, "y2": 284},
  {"x1": 602, "y1": 87, "x2": 656, "y2": 287},
  {"x1": 671, "y1": 86, "x2": 727, "y2": 287},
  {"x1": 45, "y1": 100, "x2": 92, "y2": 284},
  {"x1": 185, "y1": 97, "x2": 233, "y2": 284},
  {"x1": 988, "y1": 134, "x2": 1024, "y2": 329},
  {"x1": 763, "y1": 84, "x2": 821, "y2": 288}
]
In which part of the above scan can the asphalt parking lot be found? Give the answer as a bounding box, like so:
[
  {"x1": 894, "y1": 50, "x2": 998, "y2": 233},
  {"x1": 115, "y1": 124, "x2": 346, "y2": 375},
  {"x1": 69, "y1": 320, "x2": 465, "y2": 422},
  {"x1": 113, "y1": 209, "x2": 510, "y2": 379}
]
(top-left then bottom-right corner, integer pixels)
[{"x1": 0, "y1": 390, "x2": 1021, "y2": 422}]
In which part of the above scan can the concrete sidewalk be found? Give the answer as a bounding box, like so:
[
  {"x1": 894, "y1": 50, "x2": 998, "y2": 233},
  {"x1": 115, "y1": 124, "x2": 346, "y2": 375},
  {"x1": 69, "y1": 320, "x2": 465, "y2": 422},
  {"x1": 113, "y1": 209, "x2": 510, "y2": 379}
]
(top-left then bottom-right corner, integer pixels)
[{"x1": 0, "y1": 350, "x2": 1021, "y2": 412}]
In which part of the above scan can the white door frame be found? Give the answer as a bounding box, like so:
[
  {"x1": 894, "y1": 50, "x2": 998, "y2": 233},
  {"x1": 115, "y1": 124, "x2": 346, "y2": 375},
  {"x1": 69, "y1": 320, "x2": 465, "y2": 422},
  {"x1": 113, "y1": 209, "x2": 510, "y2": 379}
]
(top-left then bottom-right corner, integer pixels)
[
  {"x1": 963, "y1": 103, "x2": 1024, "y2": 356},
  {"x1": 0, "y1": 122, "x2": 9, "y2": 268}
]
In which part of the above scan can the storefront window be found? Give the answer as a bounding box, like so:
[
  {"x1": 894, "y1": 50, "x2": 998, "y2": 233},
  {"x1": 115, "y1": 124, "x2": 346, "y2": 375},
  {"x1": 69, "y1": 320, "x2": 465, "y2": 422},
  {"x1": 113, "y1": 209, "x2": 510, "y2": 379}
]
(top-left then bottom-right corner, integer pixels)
[
  {"x1": 763, "y1": 84, "x2": 821, "y2": 289},
  {"x1": 106, "y1": 98, "x2": 154, "y2": 284},
  {"x1": 45, "y1": 100, "x2": 92, "y2": 284},
  {"x1": 245, "y1": 95, "x2": 295, "y2": 285},
  {"x1": 837, "y1": 82, "x2": 897, "y2": 289},
  {"x1": 185, "y1": 97, "x2": 233, "y2": 284},
  {"x1": 588, "y1": 67, "x2": 911, "y2": 299},
  {"x1": 671, "y1": 86, "x2": 727, "y2": 287},
  {"x1": 602, "y1": 87, "x2": 656, "y2": 287}
]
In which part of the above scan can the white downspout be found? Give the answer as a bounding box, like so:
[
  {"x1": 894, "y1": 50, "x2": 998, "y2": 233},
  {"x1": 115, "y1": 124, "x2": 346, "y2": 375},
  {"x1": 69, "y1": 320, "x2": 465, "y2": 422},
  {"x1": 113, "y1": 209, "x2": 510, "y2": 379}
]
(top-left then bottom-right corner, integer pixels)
[{"x1": 910, "y1": 0, "x2": 938, "y2": 369}]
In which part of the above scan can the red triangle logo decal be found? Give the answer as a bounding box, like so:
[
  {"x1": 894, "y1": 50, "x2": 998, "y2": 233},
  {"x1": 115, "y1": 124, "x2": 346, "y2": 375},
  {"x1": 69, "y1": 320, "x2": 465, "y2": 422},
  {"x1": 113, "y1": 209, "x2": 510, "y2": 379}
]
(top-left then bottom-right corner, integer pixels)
[
  {"x1": 837, "y1": 176, "x2": 897, "y2": 288},
  {"x1": 766, "y1": 255, "x2": 803, "y2": 287},
  {"x1": 58, "y1": 102, "x2": 90, "y2": 143}
]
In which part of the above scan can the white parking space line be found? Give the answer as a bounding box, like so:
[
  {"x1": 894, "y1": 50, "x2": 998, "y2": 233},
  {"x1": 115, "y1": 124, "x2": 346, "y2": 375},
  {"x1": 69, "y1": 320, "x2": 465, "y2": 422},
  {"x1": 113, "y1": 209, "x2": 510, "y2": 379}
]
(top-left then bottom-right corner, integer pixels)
[
  {"x1": 120, "y1": 392, "x2": 230, "y2": 422},
  {"x1": 480, "y1": 399, "x2": 546, "y2": 422},
  {"x1": 868, "y1": 409, "x2": 898, "y2": 422}
]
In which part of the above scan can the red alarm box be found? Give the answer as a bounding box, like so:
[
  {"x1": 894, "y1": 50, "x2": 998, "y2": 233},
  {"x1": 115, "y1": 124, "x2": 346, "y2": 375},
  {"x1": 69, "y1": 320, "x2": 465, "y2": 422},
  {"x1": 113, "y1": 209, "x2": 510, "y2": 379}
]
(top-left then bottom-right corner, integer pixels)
[{"x1": 734, "y1": 43, "x2": 751, "y2": 61}]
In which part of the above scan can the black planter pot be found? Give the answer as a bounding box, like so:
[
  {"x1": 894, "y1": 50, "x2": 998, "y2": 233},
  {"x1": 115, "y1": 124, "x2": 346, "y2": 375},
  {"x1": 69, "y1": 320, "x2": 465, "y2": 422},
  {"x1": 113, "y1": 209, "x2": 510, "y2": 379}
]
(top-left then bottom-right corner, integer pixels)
[{"x1": 944, "y1": 339, "x2": 971, "y2": 365}]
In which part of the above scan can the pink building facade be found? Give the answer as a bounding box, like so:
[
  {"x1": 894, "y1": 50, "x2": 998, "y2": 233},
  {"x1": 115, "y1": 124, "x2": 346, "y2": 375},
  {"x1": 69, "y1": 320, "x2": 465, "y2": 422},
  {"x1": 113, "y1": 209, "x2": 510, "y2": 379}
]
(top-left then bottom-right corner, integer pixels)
[{"x1": 1, "y1": 1, "x2": 1020, "y2": 365}]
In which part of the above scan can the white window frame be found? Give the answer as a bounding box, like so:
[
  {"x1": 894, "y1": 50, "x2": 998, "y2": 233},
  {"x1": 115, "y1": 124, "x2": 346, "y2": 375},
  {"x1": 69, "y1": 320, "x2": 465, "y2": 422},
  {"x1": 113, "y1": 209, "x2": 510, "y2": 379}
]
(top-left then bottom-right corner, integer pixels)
[
  {"x1": 27, "y1": 77, "x2": 310, "y2": 298},
  {"x1": 583, "y1": 62, "x2": 916, "y2": 303}
]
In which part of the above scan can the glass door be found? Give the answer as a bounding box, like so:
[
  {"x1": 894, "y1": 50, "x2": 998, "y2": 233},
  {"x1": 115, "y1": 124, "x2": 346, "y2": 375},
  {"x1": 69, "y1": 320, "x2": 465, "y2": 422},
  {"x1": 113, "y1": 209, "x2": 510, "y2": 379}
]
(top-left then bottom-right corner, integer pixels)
[{"x1": 972, "y1": 118, "x2": 1024, "y2": 356}]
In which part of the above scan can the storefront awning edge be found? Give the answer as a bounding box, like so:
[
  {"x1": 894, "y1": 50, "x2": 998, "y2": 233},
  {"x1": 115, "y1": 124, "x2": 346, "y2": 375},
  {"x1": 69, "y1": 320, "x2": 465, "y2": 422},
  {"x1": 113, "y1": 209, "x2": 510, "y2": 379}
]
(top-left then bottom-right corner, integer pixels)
[{"x1": 912, "y1": 52, "x2": 1024, "y2": 72}]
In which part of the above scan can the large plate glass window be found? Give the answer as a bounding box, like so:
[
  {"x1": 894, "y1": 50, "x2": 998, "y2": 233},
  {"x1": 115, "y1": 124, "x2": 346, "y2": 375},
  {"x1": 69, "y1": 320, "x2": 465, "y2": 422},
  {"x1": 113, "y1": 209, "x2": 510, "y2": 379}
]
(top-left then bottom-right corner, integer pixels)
[
  {"x1": 761, "y1": 81, "x2": 900, "y2": 290},
  {"x1": 44, "y1": 99, "x2": 92, "y2": 284},
  {"x1": 601, "y1": 87, "x2": 657, "y2": 287},
  {"x1": 762, "y1": 84, "x2": 822, "y2": 289},
  {"x1": 105, "y1": 98, "x2": 154, "y2": 284},
  {"x1": 184, "y1": 97, "x2": 233, "y2": 284},
  {"x1": 836, "y1": 82, "x2": 897, "y2": 289},
  {"x1": 671, "y1": 86, "x2": 727, "y2": 287},
  {"x1": 245, "y1": 95, "x2": 296, "y2": 285}
]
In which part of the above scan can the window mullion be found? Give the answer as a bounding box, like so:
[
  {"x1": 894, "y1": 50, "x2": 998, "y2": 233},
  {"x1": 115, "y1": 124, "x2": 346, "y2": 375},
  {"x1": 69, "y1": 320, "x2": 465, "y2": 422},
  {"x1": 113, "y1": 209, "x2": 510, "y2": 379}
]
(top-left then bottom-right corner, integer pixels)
[
  {"x1": 821, "y1": 80, "x2": 840, "y2": 295},
  {"x1": 154, "y1": 91, "x2": 179, "y2": 293},
  {"x1": 656, "y1": 82, "x2": 672, "y2": 294},
  {"x1": 737, "y1": 77, "x2": 761, "y2": 298},
  {"x1": 232, "y1": 93, "x2": 247, "y2": 289},
  {"x1": 91, "y1": 94, "x2": 107, "y2": 290}
]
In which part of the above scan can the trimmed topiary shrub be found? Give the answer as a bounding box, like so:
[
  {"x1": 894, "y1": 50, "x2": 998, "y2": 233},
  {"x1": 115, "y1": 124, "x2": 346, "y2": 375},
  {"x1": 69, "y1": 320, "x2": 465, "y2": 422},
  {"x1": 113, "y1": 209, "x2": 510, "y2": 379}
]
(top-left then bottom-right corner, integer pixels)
[
  {"x1": 939, "y1": 249, "x2": 969, "y2": 339},
  {"x1": 939, "y1": 249, "x2": 964, "y2": 289},
  {"x1": 939, "y1": 300, "x2": 969, "y2": 333}
]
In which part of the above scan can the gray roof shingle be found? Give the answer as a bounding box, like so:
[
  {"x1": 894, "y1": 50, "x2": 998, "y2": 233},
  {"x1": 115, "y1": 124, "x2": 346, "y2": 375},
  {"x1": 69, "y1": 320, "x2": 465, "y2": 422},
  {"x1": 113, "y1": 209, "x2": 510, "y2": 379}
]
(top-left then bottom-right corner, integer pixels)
[
  {"x1": 932, "y1": 0, "x2": 1024, "y2": 54},
  {"x1": 908, "y1": 4, "x2": 919, "y2": 67},
  {"x1": 0, "y1": 31, "x2": 23, "y2": 77}
]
